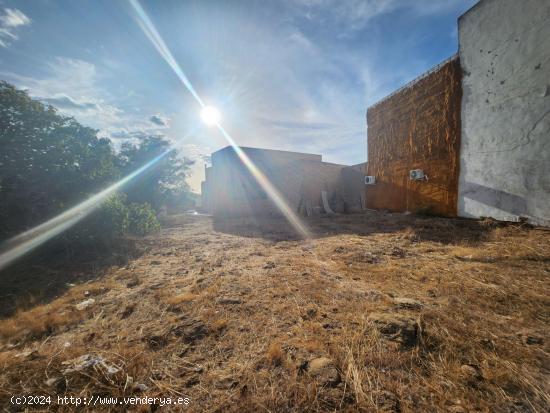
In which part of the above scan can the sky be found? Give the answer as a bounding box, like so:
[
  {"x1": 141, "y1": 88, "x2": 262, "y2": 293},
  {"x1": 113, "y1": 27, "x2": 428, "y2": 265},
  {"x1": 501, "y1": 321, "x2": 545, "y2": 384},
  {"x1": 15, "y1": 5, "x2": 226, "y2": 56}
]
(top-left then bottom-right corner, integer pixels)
[{"x1": 0, "y1": 0, "x2": 477, "y2": 192}]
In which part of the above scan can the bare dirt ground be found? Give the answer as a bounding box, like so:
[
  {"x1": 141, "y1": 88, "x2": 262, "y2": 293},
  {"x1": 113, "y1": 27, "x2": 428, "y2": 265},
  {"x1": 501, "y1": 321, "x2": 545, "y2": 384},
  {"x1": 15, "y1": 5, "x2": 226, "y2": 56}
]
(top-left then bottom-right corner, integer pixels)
[{"x1": 1, "y1": 211, "x2": 549, "y2": 412}]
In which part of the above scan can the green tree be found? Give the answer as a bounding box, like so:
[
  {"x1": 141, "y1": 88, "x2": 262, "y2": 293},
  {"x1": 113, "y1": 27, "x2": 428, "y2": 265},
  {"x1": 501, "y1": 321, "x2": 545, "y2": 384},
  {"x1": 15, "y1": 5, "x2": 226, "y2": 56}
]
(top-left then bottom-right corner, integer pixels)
[
  {"x1": 0, "y1": 81, "x2": 190, "y2": 254},
  {"x1": 0, "y1": 81, "x2": 119, "y2": 241},
  {"x1": 119, "y1": 136, "x2": 194, "y2": 210}
]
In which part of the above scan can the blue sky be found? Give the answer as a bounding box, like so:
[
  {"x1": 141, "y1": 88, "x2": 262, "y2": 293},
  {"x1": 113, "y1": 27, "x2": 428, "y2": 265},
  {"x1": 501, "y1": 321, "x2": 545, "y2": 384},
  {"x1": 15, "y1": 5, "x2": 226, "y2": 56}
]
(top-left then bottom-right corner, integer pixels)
[{"x1": 0, "y1": 0, "x2": 477, "y2": 192}]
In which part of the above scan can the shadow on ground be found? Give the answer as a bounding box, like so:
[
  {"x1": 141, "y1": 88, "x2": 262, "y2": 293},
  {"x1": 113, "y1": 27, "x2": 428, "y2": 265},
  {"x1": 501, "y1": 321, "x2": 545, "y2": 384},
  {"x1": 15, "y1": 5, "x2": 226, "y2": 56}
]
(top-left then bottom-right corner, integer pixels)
[
  {"x1": 0, "y1": 211, "x2": 515, "y2": 318},
  {"x1": 0, "y1": 239, "x2": 140, "y2": 318},
  {"x1": 212, "y1": 210, "x2": 501, "y2": 244}
]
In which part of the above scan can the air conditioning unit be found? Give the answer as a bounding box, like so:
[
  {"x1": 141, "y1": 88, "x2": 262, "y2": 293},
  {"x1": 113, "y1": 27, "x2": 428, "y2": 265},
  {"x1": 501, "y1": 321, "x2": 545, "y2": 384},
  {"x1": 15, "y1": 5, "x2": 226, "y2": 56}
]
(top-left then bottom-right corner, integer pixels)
[
  {"x1": 409, "y1": 169, "x2": 426, "y2": 181},
  {"x1": 364, "y1": 176, "x2": 376, "y2": 185}
]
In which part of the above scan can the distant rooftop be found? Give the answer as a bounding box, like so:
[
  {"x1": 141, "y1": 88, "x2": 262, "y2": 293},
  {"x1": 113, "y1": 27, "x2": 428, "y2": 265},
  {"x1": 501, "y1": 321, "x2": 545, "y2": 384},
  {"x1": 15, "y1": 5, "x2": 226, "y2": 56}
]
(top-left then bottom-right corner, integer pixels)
[{"x1": 213, "y1": 145, "x2": 323, "y2": 160}]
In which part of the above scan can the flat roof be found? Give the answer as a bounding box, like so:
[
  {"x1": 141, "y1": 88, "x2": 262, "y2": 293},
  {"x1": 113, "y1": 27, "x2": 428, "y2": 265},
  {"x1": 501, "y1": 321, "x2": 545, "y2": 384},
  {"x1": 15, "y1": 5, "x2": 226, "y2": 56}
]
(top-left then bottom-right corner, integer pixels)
[{"x1": 213, "y1": 145, "x2": 322, "y2": 158}]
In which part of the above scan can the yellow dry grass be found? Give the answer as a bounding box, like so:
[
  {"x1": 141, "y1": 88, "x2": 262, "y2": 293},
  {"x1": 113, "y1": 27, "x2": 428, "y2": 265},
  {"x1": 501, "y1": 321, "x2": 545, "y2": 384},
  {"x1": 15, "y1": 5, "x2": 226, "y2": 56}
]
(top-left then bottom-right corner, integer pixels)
[{"x1": 0, "y1": 211, "x2": 548, "y2": 412}]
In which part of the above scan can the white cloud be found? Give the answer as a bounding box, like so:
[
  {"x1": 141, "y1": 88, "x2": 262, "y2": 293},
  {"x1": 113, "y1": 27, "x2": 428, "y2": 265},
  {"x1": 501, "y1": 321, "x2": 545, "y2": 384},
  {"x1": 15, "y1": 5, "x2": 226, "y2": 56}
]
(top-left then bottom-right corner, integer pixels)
[
  {"x1": 37, "y1": 93, "x2": 99, "y2": 110},
  {"x1": 149, "y1": 114, "x2": 169, "y2": 127},
  {"x1": 0, "y1": 57, "x2": 161, "y2": 141},
  {"x1": 0, "y1": 8, "x2": 31, "y2": 48},
  {"x1": 0, "y1": 56, "x2": 206, "y2": 190},
  {"x1": 288, "y1": 0, "x2": 470, "y2": 32},
  {"x1": 294, "y1": 0, "x2": 399, "y2": 30},
  {"x1": 200, "y1": 23, "x2": 378, "y2": 163}
]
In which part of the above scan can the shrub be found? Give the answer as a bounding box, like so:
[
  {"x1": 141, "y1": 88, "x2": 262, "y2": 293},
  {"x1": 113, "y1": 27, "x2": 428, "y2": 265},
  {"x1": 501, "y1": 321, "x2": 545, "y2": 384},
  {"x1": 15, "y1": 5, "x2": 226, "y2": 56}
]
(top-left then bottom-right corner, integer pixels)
[
  {"x1": 98, "y1": 194, "x2": 131, "y2": 237},
  {"x1": 128, "y1": 202, "x2": 160, "y2": 236}
]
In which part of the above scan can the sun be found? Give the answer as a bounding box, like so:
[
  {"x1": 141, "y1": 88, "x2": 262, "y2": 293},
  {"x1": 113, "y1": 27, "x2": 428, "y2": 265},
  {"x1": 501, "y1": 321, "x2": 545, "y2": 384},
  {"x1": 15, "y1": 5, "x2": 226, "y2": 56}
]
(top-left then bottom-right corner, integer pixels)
[{"x1": 200, "y1": 105, "x2": 221, "y2": 126}]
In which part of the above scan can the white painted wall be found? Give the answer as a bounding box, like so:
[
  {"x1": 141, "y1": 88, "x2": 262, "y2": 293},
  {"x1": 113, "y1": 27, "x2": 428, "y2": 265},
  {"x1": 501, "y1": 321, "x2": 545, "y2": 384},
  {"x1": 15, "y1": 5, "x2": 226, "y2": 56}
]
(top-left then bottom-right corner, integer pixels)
[{"x1": 458, "y1": 0, "x2": 550, "y2": 226}]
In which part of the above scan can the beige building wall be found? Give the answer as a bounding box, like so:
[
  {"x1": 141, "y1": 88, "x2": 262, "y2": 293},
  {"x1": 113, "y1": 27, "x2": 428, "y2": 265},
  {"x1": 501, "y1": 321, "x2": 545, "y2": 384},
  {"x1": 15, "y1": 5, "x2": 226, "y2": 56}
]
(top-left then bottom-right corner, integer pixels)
[{"x1": 206, "y1": 146, "x2": 361, "y2": 219}]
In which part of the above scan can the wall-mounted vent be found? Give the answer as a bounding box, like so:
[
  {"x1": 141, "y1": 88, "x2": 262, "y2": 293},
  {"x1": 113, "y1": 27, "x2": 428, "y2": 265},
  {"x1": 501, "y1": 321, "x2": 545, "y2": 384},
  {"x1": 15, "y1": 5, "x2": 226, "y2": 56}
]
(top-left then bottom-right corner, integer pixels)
[
  {"x1": 409, "y1": 169, "x2": 426, "y2": 181},
  {"x1": 364, "y1": 176, "x2": 376, "y2": 185}
]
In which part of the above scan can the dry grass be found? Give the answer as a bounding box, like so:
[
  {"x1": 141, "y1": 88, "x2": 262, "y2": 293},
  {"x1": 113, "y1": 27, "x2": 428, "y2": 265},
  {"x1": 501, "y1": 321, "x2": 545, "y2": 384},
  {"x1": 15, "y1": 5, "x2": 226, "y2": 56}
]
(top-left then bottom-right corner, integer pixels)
[
  {"x1": 164, "y1": 292, "x2": 197, "y2": 306},
  {"x1": 0, "y1": 211, "x2": 548, "y2": 412},
  {"x1": 266, "y1": 342, "x2": 285, "y2": 366}
]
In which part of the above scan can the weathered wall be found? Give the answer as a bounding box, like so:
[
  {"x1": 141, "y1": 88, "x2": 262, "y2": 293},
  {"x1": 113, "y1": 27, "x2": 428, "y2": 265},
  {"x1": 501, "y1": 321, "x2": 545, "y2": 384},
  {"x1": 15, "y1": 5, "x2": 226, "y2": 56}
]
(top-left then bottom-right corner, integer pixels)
[
  {"x1": 299, "y1": 161, "x2": 347, "y2": 213},
  {"x1": 210, "y1": 146, "x2": 325, "y2": 218},
  {"x1": 366, "y1": 57, "x2": 462, "y2": 216},
  {"x1": 458, "y1": 0, "x2": 550, "y2": 226},
  {"x1": 339, "y1": 163, "x2": 367, "y2": 212},
  {"x1": 200, "y1": 166, "x2": 213, "y2": 212},
  {"x1": 207, "y1": 146, "x2": 364, "y2": 218}
]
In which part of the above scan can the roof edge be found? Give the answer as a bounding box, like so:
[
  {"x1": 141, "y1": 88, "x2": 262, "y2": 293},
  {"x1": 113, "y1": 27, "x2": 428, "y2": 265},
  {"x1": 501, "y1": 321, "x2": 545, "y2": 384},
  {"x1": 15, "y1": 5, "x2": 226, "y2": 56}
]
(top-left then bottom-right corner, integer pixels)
[{"x1": 366, "y1": 53, "x2": 459, "y2": 113}]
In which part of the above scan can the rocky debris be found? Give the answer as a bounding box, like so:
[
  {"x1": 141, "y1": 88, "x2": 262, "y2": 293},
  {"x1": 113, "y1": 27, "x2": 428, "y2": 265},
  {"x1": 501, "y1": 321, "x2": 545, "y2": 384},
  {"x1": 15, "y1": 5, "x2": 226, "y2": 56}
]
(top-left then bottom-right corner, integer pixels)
[
  {"x1": 303, "y1": 307, "x2": 317, "y2": 320},
  {"x1": 133, "y1": 383, "x2": 149, "y2": 392},
  {"x1": 214, "y1": 372, "x2": 238, "y2": 389},
  {"x1": 145, "y1": 334, "x2": 168, "y2": 350},
  {"x1": 172, "y1": 319, "x2": 209, "y2": 343},
  {"x1": 15, "y1": 350, "x2": 40, "y2": 360},
  {"x1": 123, "y1": 375, "x2": 148, "y2": 392},
  {"x1": 44, "y1": 375, "x2": 66, "y2": 393},
  {"x1": 460, "y1": 364, "x2": 483, "y2": 382},
  {"x1": 447, "y1": 405, "x2": 467, "y2": 413},
  {"x1": 185, "y1": 376, "x2": 200, "y2": 387},
  {"x1": 321, "y1": 386, "x2": 354, "y2": 408},
  {"x1": 364, "y1": 289, "x2": 385, "y2": 301},
  {"x1": 322, "y1": 321, "x2": 341, "y2": 330},
  {"x1": 45, "y1": 377, "x2": 62, "y2": 387},
  {"x1": 75, "y1": 298, "x2": 95, "y2": 310},
  {"x1": 62, "y1": 354, "x2": 120, "y2": 375},
  {"x1": 368, "y1": 313, "x2": 419, "y2": 348},
  {"x1": 525, "y1": 335, "x2": 543, "y2": 345},
  {"x1": 216, "y1": 297, "x2": 242, "y2": 305},
  {"x1": 120, "y1": 305, "x2": 134, "y2": 319},
  {"x1": 426, "y1": 290, "x2": 437, "y2": 298},
  {"x1": 393, "y1": 297, "x2": 423, "y2": 310},
  {"x1": 307, "y1": 357, "x2": 341, "y2": 387},
  {"x1": 390, "y1": 246, "x2": 406, "y2": 258},
  {"x1": 479, "y1": 338, "x2": 495, "y2": 350},
  {"x1": 347, "y1": 252, "x2": 382, "y2": 265},
  {"x1": 374, "y1": 390, "x2": 400, "y2": 412},
  {"x1": 126, "y1": 277, "x2": 140, "y2": 288}
]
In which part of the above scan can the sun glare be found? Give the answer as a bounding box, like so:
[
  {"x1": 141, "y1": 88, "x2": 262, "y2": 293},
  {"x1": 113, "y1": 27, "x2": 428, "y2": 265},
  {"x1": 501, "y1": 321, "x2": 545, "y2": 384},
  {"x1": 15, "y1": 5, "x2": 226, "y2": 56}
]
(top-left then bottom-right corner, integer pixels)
[{"x1": 200, "y1": 105, "x2": 221, "y2": 126}]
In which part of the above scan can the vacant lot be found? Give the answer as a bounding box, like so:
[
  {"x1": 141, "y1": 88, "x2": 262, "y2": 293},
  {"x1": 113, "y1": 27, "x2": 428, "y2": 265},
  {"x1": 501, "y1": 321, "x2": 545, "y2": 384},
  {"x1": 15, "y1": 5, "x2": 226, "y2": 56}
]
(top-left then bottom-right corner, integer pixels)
[{"x1": 0, "y1": 212, "x2": 548, "y2": 412}]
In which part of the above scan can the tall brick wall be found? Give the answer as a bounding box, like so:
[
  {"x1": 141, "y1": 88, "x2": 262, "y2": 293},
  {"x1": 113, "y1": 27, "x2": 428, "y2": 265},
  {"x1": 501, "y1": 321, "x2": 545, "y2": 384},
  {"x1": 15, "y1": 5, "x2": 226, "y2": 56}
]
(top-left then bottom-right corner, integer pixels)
[{"x1": 366, "y1": 57, "x2": 462, "y2": 216}]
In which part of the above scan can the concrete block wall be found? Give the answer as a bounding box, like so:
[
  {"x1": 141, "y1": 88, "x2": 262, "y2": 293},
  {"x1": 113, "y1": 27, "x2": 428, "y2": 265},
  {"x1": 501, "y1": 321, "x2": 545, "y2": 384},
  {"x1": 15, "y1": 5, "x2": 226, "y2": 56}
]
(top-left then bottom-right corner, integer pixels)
[
  {"x1": 209, "y1": 146, "x2": 327, "y2": 218},
  {"x1": 200, "y1": 166, "x2": 213, "y2": 212},
  {"x1": 339, "y1": 163, "x2": 367, "y2": 212},
  {"x1": 458, "y1": 0, "x2": 550, "y2": 226},
  {"x1": 299, "y1": 161, "x2": 347, "y2": 213},
  {"x1": 204, "y1": 146, "x2": 365, "y2": 219}
]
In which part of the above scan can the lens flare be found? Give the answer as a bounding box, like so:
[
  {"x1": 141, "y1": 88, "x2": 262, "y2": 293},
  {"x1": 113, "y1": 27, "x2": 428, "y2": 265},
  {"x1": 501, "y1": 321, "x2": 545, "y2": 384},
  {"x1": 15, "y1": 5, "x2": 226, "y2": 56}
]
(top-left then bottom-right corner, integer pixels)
[
  {"x1": 200, "y1": 105, "x2": 221, "y2": 126},
  {"x1": 128, "y1": 0, "x2": 310, "y2": 239},
  {"x1": 0, "y1": 151, "x2": 170, "y2": 271}
]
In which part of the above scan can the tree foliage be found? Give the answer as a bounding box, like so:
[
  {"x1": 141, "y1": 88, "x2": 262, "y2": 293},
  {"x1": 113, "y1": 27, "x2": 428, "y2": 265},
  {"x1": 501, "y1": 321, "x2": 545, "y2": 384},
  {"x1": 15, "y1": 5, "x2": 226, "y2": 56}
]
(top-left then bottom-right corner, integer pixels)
[
  {"x1": 0, "y1": 81, "x2": 192, "y2": 250},
  {"x1": 119, "y1": 136, "x2": 194, "y2": 210}
]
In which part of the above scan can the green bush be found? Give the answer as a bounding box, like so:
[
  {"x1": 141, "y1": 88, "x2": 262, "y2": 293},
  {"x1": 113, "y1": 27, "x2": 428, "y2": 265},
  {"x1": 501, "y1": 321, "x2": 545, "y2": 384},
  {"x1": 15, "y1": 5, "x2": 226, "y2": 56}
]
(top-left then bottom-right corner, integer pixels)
[
  {"x1": 98, "y1": 194, "x2": 130, "y2": 237},
  {"x1": 63, "y1": 193, "x2": 130, "y2": 250},
  {"x1": 128, "y1": 202, "x2": 160, "y2": 236}
]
